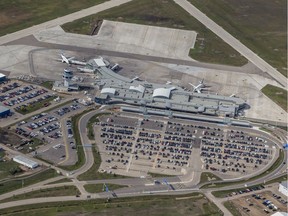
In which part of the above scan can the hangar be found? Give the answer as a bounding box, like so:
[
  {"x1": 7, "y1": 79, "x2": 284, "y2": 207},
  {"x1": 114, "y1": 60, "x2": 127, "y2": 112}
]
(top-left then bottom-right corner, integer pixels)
[{"x1": 13, "y1": 155, "x2": 39, "y2": 169}]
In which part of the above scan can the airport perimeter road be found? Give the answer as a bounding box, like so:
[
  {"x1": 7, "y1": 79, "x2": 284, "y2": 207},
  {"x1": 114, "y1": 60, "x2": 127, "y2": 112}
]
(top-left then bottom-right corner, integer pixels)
[
  {"x1": 174, "y1": 0, "x2": 287, "y2": 88},
  {"x1": 0, "y1": 0, "x2": 132, "y2": 46}
]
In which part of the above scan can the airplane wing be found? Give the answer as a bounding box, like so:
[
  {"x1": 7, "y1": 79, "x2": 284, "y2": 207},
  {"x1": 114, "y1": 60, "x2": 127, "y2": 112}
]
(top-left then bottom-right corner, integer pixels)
[
  {"x1": 189, "y1": 83, "x2": 197, "y2": 88},
  {"x1": 196, "y1": 89, "x2": 202, "y2": 93},
  {"x1": 68, "y1": 57, "x2": 75, "y2": 61}
]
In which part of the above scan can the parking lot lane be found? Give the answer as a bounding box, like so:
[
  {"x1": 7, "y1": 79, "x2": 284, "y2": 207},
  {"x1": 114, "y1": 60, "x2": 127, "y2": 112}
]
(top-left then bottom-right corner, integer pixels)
[{"x1": 58, "y1": 118, "x2": 70, "y2": 165}]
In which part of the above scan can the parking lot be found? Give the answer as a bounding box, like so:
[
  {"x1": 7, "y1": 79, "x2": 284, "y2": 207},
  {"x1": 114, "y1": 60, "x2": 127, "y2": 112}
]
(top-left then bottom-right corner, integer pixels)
[
  {"x1": 228, "y1": 189, "x2": 288, "y2": 215},
  {"x1": 14, "y1": 101, "x2": 84, "y2": 165},
  {"x1": 0, "y1": 80, "x2": 57, "y2": 117},
  {"x1": 94, "y1": 113, "x2": 277, "y2": 178}
]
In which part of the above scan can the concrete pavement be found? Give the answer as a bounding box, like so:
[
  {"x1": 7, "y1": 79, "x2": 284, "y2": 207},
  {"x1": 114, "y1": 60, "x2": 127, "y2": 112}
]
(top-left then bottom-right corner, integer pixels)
[
  {"x1": 0, "y1": 0, "x2": 133, "y2": 46},
  {"x1": 174, "y1": 0, "x2": 287, "y2": 88}
]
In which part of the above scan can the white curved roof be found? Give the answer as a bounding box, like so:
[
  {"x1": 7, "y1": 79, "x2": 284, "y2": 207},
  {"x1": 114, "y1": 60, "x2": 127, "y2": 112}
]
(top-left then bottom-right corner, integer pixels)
[
  {"x1": 153, "y1": 88, "x2": 171, "y2": 99},
  {"x1": 100, "y1": 88, "x2": 116, "y2": 95},
  {"x1": 129, "y1": 85, "x2": 145, "y2": 93}
]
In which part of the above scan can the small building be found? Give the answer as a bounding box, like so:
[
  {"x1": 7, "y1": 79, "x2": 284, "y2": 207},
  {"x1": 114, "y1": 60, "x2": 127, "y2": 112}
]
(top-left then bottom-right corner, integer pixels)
[
  {"x1": 279, "y1": 181, "x2": 288, "y2": 197},
  {"x1": 0, "y1": 104, "x2": 10, "y2": 118},
  {"x1": 13, "y1": 155, "x2": 39, "y2": 169},
  {"x1": 0, "y1": 73, "x2": 6, "y2": 82}
]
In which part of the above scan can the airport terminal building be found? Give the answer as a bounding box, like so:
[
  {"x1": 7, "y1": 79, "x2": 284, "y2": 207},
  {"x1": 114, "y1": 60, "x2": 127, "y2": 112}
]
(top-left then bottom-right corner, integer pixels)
[{"x1": 93, "y1": 58, "x2": 246, "y2": 117}]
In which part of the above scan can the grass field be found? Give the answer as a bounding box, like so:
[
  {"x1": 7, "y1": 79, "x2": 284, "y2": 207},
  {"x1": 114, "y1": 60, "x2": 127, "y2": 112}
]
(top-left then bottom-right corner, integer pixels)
[
  {"x1": 62, "y1": 0, "x2": 247, "y2": 66},
  {"x1": 0, "y1": 0, "x2": 107, "y2": 36},
  {"x1": 188, "y1": 0, "x2": 287, "y2": 77},
  {"x1": 0, "y1": 186, "x2": 79, "y2": 203},
  {"x1": 84, "y1": 184, "x2": 126, "y2": 193},
  {"x1": 261, "y1": 84, "x2": 287, "y2": 112},
  {"x1": 0, "y1": 193, "x2": 223, "y2": 216},
  {"x1": 199, "y1": 172, "x2": 222, "y2": 184},
  {"x1": 0, "y1": 158, "x2": 21, "y2": 180},
  {"x1": 77, "y1": 147, "x2": 126, "y2": 181},
  {"x1": 0, "y1": 169, "x2": 58, "y2": 195}
]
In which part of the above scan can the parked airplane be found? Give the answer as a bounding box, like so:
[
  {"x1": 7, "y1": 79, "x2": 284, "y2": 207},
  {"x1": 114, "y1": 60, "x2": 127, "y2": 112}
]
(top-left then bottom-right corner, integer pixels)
[
  {"x1": 132, "y1": 76, "x2": 140, "y2": 81},
  {"x1": 77, "y1": 67, "x2": 94, "y2": 73},
  {"x1": 58, "y1": 53, "x2": 87, "y2": 66},
  {"x1": 189, "y1": 79, "x2": 207, "y2": 93},
  {"x1": 166, "y1": 81, "x2": 172, "y2": 85}
]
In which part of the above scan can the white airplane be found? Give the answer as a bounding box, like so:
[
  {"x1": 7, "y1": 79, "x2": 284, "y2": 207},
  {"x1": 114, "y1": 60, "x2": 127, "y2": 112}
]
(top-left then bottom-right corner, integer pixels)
[
  {"x1": 132, "y1": 76, "x2": 140, "y2": 81},
  {"x1": 77, "y1": 67, "x2": 94, "y2": 73},
  {"x1": 189, "y1": 79, "x2": 207, "y2": 93},
  {"x1": 166, "y1": 81, "x2": 172, "y2": 85},
  {"x1": 229, "y1": 94, "x2": 236, "y2": 97},
  {"x1": 58, "y1": 53, "x2": 86, "y2": 66}
]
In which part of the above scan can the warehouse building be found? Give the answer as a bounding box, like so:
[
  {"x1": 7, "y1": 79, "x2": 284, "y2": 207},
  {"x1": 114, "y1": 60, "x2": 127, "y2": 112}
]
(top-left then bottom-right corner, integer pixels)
[
  {"x1": 0, "y1": 104, "x2": 10, "y2": 118},
  {"x1": 13, "y1": 155, "x2": 39, "y2": 169}
]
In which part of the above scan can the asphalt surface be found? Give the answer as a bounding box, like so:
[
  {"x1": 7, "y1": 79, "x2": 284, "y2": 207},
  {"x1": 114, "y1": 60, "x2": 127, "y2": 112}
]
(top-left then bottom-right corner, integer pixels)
[{"x1": 174, "y1": 0, "x2": 287, "y2": 88}]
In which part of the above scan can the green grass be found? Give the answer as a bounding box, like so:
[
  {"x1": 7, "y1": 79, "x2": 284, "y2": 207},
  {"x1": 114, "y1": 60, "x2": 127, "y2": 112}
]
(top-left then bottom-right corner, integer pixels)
[
  {"x1": 77, "y1": 147, "x2": 127, "y2": 181},
  {"x1": 41, "y1": 81, "x2": 54, "y2": 90},
  {"x1": 201, "y1": 149, "x2": 285, "y2": 189},
  {"x1": 0, "y1": 186, "x2": 79, "y2": 203},
  {"x1": 59, "y1": 109, "x2": 93, "y2": 171},
  {"x1": 0, "y1": 169, "x2": 59, "y2": 195},
  {"x1": 223, "y1": 201, "x2": 241, "y2": 216},
  {"x1": 261, "y1": 84, "x2": 287, "y2": 112},
  {"x1": 0, "y1": 0, "x2": 108, "y2": 36},
  {"x1": 84, "y1": 184, "x2": 126, "y2": 193},
  {"x1": 199, "y1": 172, "x2": 222, "y2": 184},
  {"x1": 0, "y1": 159, "x2": 22, "y2": 180},
  {"x1": 62, "y1": 0, "x2": 247, "y2": 66},
  {"x1": 15, "y1": 96, "x2": 57, "y2": 115},
  {"x1": 87, "y1": 112, "x2": 110, "y2": 140},
  {"x1": 0, "y1": 192, "x2": 223, "y2": 216},
  {"x1": 188, "y1": 0, "x2": 287, "y2": 77}
]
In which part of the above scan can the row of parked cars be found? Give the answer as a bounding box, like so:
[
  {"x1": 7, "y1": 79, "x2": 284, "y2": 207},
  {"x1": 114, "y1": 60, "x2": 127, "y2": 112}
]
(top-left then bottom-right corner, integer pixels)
[
  {"x1": 3, "y1": 88, "x2": 47, "y2": 106},
  {"x1": 0, "y1": 82, "x2": 20, "y2": 93}
]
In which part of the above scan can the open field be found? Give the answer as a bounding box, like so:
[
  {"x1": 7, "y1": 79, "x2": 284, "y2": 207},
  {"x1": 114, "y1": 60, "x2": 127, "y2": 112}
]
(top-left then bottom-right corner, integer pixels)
[
  {"x1": 0, "y1": 156, "x2": 21, "y2": 180},
  {"x1": 0, "y1": 186, "x2": 79, "y2": 203},
  {"x1": 261, "y1": 84, "x2": 287, "y2": 112},
  {"x1": 84, "y1": 184, "x2": 126, "y2": 193},
  {"x1": 223, "y1": 201, "x2": 241, "y2": 216},
  {"x1": 0, "y1": 169, "x2": 58, "y2": 195},
  {"x1": 188, "y1": 0, "x2": 287, "y2": 77},
  {"x1": 0, "y1": 0, "x2": 107, "y2": 36},
  {"x1": 62, "y1": 0, "x2": 247, "y2": 66},
  {"x1": 0, "y1": 193, "x2": 223, "y2": 216}
]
